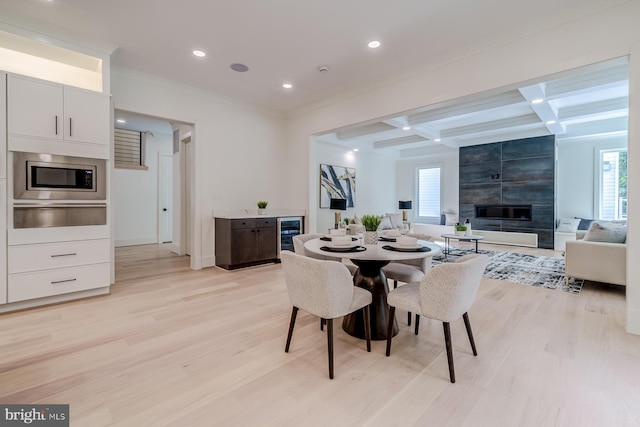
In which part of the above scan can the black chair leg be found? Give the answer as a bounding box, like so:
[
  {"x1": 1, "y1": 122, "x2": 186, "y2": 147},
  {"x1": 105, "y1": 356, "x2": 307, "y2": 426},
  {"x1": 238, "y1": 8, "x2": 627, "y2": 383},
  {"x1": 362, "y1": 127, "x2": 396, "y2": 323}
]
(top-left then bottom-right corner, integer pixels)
[
  {"x1": 320, "y1": 318, "x2": 325, "y2": 331},
  {"x1": 327, "y1": 318, "x2": 334, "y2": 379},
  {"x1": 363, "y1": 305, "x2": 371, "y2": 352},
  {"x1": 443, "y1": 322, "x2": 455, "y2": 383},
  {"x1": 285, "y1": 307, "x2": 298, "y2": 352},
  {"x1": 414, "y1": 315, "x2": 420, "y2": 335},
  {"x1": 385, "y1": 306, "x2": 396, "y2": 356},
  {"x1": 408, "y1": 311, "x2": 412, "y2": 326},
  {"x1": 463, "y1": 312, "x2": 478, "y2": 356},
  {"x1": 394, "y1": 280, "x2": 398, "y2": 289}
]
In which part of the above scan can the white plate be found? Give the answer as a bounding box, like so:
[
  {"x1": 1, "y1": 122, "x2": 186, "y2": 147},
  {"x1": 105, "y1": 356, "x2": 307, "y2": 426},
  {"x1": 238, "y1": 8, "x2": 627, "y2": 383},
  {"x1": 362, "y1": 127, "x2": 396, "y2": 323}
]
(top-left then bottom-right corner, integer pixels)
[
  {"x1": 390, "y1": 243, "x2": 423, "y2": 250},
  {"x1": 383, "y1": 231, "x2": 402, "y2": 238},
  {"x1": 327, "y1": 242, "x2": 357, "y2": 249}
]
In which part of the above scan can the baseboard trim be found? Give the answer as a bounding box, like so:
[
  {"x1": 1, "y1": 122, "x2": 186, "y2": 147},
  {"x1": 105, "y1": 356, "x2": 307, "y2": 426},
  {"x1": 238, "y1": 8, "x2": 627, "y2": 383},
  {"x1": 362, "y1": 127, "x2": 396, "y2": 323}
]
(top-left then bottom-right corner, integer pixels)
[
  {"x1": 0, "y1": 287, "x2": 110, "y2": 314},
  {"x1": 627, "y1": 307, "x2": 640, "y2": 335},
  {"x1": 473, "y1": 230, "x2": 538, "y2": 248},
  {"x1": 115, "y1": 238, "x2": 157, "y2": 247}
]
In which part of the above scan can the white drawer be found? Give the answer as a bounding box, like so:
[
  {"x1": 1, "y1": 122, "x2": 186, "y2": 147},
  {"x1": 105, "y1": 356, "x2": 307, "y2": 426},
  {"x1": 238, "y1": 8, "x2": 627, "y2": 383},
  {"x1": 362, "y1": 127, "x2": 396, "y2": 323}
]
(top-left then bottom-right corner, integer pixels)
[
  {"x1": 8, "y1": 239, "x2": 110, "y2": 273},
  {"x1": 8, "y1": 263, "x2": 110, "y2": 303}
]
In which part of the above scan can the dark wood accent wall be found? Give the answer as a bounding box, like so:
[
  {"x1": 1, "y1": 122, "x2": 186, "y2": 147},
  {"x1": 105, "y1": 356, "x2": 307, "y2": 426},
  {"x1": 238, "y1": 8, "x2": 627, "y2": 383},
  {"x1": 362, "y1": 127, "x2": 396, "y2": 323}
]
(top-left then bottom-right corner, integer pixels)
[{"x1": 459, "y1": 135, "x2": 555, "y2": 248}]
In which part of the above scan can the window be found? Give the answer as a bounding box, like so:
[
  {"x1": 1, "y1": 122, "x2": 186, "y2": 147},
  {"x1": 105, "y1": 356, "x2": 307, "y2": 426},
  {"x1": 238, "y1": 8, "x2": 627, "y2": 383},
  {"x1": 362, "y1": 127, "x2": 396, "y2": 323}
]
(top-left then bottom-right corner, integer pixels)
[
  {"x1": 417, "y1": 166, "x2": 441, "y2": 220},
  {"x1": 114, "y1": 128, "x2": 148, "y2": 170},
  {"x1": 599, "y1": 149, "x2": 627, "y2": 220}
]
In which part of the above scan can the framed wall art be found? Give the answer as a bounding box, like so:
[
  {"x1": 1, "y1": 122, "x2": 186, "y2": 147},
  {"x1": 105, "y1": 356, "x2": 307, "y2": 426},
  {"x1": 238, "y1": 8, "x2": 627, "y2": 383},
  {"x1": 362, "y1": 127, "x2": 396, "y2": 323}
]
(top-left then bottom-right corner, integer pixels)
[{"x1": 319, "y1": 164, "x2": 356, "y2": 208}]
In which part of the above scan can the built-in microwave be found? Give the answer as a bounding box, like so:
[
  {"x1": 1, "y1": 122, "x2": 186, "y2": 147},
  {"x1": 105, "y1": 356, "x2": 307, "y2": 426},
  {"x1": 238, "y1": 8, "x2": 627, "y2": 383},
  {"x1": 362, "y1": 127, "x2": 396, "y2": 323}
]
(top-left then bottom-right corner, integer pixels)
[{"x1": 13, "y1": 152, "x2": 106, "y2": 200}]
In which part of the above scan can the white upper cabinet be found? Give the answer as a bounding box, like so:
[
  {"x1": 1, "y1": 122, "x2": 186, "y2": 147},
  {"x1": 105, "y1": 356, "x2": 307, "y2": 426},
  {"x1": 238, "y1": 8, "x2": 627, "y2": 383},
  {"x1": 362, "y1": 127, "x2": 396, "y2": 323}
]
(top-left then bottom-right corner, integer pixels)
[
  {"x1": 63, "y1": 86, "x2": 110, "y2": 145},
  {"x1": 7, "y1": 74, "x2": 109, "y2": 146}
]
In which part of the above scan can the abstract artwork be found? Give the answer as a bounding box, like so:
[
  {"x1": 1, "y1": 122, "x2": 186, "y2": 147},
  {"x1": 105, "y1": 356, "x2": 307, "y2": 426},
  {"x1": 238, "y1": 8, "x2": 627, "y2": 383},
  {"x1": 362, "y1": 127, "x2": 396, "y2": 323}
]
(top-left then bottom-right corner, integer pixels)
[{"x1": 320, "y1": 164, "x2": 356, "y2": 208}]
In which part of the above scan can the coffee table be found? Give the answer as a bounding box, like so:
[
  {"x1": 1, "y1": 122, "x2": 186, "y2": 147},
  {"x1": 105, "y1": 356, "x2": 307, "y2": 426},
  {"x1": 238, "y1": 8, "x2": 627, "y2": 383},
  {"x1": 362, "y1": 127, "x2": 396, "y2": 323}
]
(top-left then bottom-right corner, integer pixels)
[
  {"x1": 441, "y1": 233, "x2": 485, "y2": 258},
  {"x1": 304, "y1": 237, "x2": 441, "y2": 340}
]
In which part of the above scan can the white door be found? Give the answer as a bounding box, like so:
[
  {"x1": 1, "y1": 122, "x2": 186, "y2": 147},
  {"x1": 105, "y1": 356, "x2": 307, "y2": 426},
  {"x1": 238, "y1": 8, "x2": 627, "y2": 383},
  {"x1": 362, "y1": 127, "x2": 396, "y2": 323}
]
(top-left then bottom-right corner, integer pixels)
[
  {"x1": 158, "y1": 152, "x2": 173, "y2": 243},
  {"x1": 182, "y1": 138, "x2": 192, "y2": 256}
]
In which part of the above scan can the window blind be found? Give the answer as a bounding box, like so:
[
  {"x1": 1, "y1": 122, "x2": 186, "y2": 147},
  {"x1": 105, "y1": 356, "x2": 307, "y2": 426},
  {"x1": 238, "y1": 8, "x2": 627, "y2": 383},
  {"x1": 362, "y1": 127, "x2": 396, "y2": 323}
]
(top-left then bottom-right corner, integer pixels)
[
  {"x1": 417, "y1": 167, "x2": 441, "y2": 218},
  {"x1": 114, "y1": 128, "x2": 142, "y2": 166}
]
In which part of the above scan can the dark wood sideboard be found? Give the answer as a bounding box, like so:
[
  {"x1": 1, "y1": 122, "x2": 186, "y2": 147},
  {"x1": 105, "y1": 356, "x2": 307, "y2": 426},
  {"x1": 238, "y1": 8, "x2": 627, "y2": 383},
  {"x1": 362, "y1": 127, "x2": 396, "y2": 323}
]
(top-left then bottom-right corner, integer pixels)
[{"x1": 215, "y1": 217, "x2": 278, "y2": 270}]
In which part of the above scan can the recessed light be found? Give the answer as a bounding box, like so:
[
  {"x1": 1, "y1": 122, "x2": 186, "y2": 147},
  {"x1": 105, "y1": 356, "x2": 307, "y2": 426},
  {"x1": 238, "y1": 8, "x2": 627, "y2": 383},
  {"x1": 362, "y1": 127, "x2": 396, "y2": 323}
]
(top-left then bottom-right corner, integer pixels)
[
  {"x1": 282, "y1": 83, "x2": 293, "y2": 89},
  {"x1": 368, "y1": 41, "x2": 381, "y2": 49},
  {"x1": 353, "y1": 148, "x2": 359, "y2": 152},
  {"x1": 546, "y1": 120, "x2": 557, "y2": 125},
  {"x1": 402, "y1": 126, "x2": 411, "y2": 131},
  {"x1": 116, "y1": 119, "x2": 126, "y2": 124},
  {"x1": 230, "y1": 63, "x2": 249, "y2": 72},
  {"x1": 531, "y1": 98, "x2": 544, "y2": 104},
  {"x1": 434, "y1": 138, "x2": 441, "y2": 142},
  {"x1": 193, "y1": 50, "x2": 206, "y2": 57}
]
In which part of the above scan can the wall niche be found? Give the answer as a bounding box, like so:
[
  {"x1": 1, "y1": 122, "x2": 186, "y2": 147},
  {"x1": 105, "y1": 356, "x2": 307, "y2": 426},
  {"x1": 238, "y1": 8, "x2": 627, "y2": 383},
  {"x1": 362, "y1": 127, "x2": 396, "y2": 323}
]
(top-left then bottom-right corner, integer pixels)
[{"x1": 458, "y1": 135, "x2": 555, "y2": 249}]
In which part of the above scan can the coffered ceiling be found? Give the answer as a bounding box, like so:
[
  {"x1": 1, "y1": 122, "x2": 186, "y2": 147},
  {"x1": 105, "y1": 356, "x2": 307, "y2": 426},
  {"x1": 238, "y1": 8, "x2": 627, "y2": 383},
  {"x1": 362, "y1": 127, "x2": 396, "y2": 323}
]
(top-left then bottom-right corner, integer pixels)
[{"x1": 316, "y1": 57, "x2": 629, "y2": 157}]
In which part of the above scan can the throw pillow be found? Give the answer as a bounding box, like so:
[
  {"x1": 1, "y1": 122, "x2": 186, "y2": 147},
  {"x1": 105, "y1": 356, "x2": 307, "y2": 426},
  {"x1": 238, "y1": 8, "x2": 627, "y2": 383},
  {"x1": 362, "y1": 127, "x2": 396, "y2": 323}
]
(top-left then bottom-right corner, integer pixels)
[
  {"x1": 575, "y1": 217, "x2": 595, "y2": 230},
  {"x1": 379, "y1": 216, "x2": 393, "y2": 229},
  {"x1": 440, "y1": 214, "x2": 446, "y2": 226},
  {"x1": 583, "y1": 220, "x2": 627, "y2": 243},
  {"x1": 444, "y1": 214, "x2": 458, "y2": 226},
  {"x1": 386, "y1": 213, "x2": 403, "y2": 229},
  {"x1": 556, "y1": 218, "x2": 581, "y2": 233}
]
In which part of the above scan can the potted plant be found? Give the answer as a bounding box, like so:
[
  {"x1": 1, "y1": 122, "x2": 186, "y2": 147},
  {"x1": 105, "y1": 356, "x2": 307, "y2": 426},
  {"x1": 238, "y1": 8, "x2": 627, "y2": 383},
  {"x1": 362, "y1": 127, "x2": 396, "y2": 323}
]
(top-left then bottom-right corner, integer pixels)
[
  {"x1": 361, "y1": 214, "x2": 382, "y2": 244},
  {"x1": 257, "y1": 200, "x2": 268, "y2": 215},
  {"x1": 455, "y1": 223, "x2": 467, "y2": 236}
]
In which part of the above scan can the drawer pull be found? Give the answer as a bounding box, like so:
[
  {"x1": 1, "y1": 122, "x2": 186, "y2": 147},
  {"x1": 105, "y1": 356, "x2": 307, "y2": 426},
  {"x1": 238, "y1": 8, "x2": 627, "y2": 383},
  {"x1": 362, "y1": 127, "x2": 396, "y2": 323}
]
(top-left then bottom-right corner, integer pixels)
[
  {"x1": 51, "y1": 278, "x2": 77, "y2": 285},
  {"x1": 51, "y1": 253, "x2": 78, "y2": 258}
]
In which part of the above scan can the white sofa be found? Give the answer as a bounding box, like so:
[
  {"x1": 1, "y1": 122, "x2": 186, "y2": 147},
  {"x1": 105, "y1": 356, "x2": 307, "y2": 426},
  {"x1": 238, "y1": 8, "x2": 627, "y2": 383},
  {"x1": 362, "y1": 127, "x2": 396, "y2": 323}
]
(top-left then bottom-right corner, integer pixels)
[
  {"x1": 412, "y1": 223, "x2": 454, "y2": 241},
  {"x1": 565, "y1": 234, "x2": 626, "y2": 287}
]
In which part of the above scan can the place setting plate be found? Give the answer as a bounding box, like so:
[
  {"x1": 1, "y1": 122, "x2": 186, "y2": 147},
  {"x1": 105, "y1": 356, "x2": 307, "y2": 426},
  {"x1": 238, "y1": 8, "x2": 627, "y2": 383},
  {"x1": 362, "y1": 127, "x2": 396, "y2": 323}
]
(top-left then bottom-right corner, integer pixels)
[
  {"x1": 320, "y1": 244, "x2": 366, "y2": 253},
  {"x1": 382, "y1": 243, "x2": 432, "y2": 252},
  {"x1": 320, "y1": 236, "x2": 358, "y2": 242}
]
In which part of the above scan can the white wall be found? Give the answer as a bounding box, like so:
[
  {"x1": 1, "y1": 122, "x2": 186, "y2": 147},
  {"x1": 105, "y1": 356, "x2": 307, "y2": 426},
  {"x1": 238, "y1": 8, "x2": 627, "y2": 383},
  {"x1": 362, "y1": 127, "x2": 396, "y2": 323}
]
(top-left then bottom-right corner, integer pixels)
[
  {"x1": 113, "y1": 131, "x2": 173, "y2": 246},
  {"x1": 111, "y1": 68, "x2": 287, "y2": 269},
  {"x1": 313, "y1": 142, "x2": 397, "y2": 233},
  {"x1": 396, "y1": 151, "x2": 459, "y2": 224},
  {"x1": 284, "y1": 2, "x2": 640, "y2": 333},
  {"x1": 556, "y1": 135, "x2": 627, "y2": 220}
]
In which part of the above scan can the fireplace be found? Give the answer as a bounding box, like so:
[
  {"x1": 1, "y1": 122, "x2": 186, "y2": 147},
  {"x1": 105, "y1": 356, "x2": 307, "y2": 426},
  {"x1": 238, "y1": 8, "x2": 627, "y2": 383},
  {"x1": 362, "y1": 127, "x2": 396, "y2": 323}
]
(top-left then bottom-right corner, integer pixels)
[{"x1": 474, "y1": 204, "x2": 532, "y2": 221}]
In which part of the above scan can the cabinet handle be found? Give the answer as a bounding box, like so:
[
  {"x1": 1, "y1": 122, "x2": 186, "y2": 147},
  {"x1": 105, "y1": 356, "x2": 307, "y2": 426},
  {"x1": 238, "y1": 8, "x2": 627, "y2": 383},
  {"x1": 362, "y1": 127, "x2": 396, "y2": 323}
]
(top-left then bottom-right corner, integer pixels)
[
  {"x1": 51, "y1": 278, "x2": 77, "y2": 285},
  {"x1": 51, "y1": 253, "x2": 77, "y2": 258},
  {"x1": 55, "y1": 115, "x2": 58, "y2": 135},
  {"x1": 69, "y1": 117, "x2": 72, "y2": 137}
]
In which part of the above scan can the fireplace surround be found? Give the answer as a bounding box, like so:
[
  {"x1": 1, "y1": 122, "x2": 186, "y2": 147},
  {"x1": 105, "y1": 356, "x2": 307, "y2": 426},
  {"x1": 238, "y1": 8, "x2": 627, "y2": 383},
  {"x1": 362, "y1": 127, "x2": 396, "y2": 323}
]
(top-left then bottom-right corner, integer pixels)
[{"x1": 475, "y1": 204, "x2": 532, "y2": 221}]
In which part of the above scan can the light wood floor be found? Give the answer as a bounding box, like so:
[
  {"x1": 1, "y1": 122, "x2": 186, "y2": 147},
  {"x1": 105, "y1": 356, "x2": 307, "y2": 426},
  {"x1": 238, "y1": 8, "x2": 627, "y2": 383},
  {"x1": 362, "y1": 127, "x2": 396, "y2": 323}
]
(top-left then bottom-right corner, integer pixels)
[{"x1": 1, "y1": 244, "x2": 639, "y2": 426}]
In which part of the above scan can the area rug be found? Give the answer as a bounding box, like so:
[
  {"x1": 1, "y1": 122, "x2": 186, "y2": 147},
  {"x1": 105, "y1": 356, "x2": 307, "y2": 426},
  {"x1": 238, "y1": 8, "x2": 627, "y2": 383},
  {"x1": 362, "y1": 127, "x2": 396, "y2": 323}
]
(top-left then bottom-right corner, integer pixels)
[{"x1": 432, "y1": 248, "x2": 583, "y2": 293}]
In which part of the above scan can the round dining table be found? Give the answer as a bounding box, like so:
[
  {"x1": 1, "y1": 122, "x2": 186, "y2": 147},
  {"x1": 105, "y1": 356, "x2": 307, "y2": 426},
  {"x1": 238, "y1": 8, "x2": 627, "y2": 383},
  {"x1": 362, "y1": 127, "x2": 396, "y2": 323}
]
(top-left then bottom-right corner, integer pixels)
[{"x1": 304, "y1": 236, "x2": 441, "y2": 340}]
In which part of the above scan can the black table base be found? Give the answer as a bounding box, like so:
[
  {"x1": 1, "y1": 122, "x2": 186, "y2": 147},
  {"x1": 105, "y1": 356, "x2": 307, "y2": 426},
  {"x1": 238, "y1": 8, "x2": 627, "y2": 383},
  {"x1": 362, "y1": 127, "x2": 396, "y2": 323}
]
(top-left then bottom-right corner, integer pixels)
[{"x1": 342, "y1": 259, "x2": 398, "y2": 340}]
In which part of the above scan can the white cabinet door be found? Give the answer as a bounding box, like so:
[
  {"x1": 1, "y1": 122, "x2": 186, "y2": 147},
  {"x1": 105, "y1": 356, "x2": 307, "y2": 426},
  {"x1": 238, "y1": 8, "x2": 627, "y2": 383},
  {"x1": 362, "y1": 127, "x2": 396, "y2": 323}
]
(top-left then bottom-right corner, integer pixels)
[
  {"x1": 7, "y1": 74, "x2": 63, "y2": 140},
  {"x1": 64, "y1": 86, "x2": 110, "y2": 145},
  {"x1": 0, "y1": 72, "x2": 6, "y2": 179},
  {"x1": 0, "y1": 181, "x2": 6, "y2": 305}
]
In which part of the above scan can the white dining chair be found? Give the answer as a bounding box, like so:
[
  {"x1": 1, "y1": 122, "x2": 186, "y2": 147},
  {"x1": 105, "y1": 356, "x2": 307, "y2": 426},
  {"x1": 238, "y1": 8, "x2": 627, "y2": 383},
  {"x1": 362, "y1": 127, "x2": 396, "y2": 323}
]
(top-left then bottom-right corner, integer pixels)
[
  {"x1": 293, "y1": 233, "x2": 358, "y2": 275},
  {"x1": 280, "y1": 251, "x2": 372, "y2": 379},
  {"x1": 385, "y1": 253, "x2": 489, "y2": 383},
  {"x1": 382, "y1": 233, "x2": 434, "y2": 326}
]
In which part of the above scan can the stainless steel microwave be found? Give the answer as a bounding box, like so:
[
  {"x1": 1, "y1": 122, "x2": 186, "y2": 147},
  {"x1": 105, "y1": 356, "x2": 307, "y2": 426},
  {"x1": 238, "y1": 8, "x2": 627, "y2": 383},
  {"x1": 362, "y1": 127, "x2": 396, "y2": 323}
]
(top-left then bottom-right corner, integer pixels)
[{"x1": 13, "y1": 152, "x2": 106, "y2": 200}]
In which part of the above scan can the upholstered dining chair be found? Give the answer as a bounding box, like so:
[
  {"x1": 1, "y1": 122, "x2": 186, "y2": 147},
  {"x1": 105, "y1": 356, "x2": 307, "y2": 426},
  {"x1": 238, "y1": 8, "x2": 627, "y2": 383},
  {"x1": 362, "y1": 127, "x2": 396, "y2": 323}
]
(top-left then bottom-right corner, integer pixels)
[
  {"x1": 385, "y1": 253, "x2": 489, "y2": 383},
  {"x1": 382, "y1": 233, "x2": 434, "y2": 326},
  {"x1": 293, "y1": 233, "x2": 358, "y2": 275},
  {"x1": 280, "y1": 251, "x2": 372, "y2": 379}
]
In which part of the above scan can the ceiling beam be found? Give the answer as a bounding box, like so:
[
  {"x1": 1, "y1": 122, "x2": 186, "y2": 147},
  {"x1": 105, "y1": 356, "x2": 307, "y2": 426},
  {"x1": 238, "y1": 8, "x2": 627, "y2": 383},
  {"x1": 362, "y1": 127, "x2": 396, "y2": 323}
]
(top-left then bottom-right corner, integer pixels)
[
  {"x1": 336, "y1": 122, "x2": 395, "y2": 140},
  {"x1": 558, "y1": 97, "x2": 628, "y2": 122},
  {"x1": 373, "y1": 135, "x2": 427, "y2": 149},
  {"x1": 406, "y1": 90, "x2": 525, "y2": 126},
  {"x1": 440, "y1": 113, "x2": 541, "y2": 138}
]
